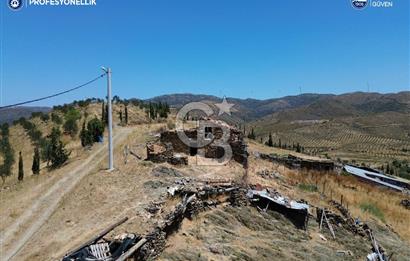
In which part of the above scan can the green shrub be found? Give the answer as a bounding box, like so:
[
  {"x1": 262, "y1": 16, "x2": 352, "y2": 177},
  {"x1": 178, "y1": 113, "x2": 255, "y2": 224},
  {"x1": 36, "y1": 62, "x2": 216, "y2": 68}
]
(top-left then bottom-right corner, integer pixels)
[
  {"x1": 360, "y1": 202, "x2": 385, "y2": 222},
  {"x1": 46, "y1": 127, "x2": 70, "y2": 168},
  {"x1": 0, "y1": 123, "x2": 15, "y2": 184},
  {"x1": 51, "y1": 113, "x2": 63, "y2": 125},
  {"x1": 63, "y1": 108, "x2": 81, "y2": 136},
  {"x1": 87, "y1": 118, "x2": 105, "y2": 142},
  {"x1": 298, "y1": 183, "x2": 318, "y2": 192}
]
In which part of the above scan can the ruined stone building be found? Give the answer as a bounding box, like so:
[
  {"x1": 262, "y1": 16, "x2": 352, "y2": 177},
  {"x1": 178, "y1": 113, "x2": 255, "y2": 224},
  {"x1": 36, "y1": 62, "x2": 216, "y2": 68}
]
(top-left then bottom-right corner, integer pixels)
[{"x1": 147, "y1": 120, "x2": 248, "y2": 167}]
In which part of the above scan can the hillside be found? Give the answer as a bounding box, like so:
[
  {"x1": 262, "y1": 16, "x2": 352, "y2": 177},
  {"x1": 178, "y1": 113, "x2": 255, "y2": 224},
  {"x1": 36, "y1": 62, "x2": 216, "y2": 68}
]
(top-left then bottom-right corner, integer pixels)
[
  {"x1": 149, "y1": 92, "x2": 410, "y2": 121},
  {"x1": 0, "y1": 107, "x2": 51, "y2": 125},
  {"x1": 1, "y1": 93, "x2": 410, "y2": 260},
  {"x1": 150, "y1": 92, "x2": 410, "y2": 165},
  {"x1": 1, "y1": 122, "x2": 409, "y2": 260},
  {"x1": 0, "y1": 100, "x2": 149, "y2": 188}
]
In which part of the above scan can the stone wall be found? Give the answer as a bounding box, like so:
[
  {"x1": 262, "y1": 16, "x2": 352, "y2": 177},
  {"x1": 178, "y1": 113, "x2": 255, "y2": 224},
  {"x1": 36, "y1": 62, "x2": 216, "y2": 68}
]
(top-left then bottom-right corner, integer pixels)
[{"x1": 159, "y1": 126, "x2": 248, "y2": 166}]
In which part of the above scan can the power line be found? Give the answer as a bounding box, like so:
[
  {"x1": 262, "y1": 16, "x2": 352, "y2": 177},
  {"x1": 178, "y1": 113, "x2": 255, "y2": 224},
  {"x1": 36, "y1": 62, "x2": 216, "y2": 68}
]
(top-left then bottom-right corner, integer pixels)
[{"x1": 0, "y1": 73, "x2": 106, "y2": 110}]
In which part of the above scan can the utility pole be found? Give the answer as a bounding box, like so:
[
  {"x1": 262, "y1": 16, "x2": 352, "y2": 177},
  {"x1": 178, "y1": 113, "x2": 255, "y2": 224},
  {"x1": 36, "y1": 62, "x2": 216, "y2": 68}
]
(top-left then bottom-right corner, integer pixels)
[{"x1": 102, "y1": 67, "x2": 114, "y2": 171}]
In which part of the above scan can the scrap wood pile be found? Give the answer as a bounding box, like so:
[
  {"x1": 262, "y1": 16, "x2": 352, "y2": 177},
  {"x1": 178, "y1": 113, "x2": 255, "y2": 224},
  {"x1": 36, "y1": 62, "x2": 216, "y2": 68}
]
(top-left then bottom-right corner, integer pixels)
[
  {"x1": 137, "y1": 183, "x2": 248, "y2": 260},
  {"x1": 317, "y1": 203, "x2": 391, "y2": 261},
  {"x1": 61, "y1": 180, "x2": 317, "y2": 261},
  {"x1": 62, "y1": 217, "x2": 147, "y2": 261},
  {"x1": 328, "y1": 199, "x2": 369, "y2": 236}
]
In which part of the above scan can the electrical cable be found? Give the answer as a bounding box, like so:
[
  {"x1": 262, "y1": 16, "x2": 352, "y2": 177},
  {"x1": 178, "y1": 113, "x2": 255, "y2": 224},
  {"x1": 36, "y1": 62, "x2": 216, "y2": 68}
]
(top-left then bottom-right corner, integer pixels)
[{"x1": 0, "y1": 73, "x2": 106, "y2": 110}]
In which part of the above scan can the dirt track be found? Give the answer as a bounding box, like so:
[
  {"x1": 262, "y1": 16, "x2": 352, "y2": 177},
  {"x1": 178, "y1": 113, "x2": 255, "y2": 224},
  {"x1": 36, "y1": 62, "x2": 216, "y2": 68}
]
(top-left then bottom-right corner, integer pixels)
[{"x1": 0, "y1": 127, "x2": 132, "y2": 261}]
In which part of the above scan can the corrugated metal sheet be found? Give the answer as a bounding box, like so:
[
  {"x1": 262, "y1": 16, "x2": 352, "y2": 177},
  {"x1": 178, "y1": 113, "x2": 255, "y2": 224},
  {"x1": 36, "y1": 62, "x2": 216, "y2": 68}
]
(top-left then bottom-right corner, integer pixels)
[{"x1": 343, "y1": 165, "x2": 404, "y2": 191}]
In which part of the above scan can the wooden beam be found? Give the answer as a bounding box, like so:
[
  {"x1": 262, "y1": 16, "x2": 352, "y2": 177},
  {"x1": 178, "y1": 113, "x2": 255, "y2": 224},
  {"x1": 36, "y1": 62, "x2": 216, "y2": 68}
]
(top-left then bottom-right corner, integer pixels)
[
  {"x1": 319, "y1": 209, "x2": 325, "y2": 230},
  {"x1": 323, "y1": 211, "x2": 335, "y2": 239},
  {"x1": 64, "y1": 217, "x2": 128, "y2": 257},
  {"x1": 116, "y1": 238, "x2": 148, "y2": 261}
]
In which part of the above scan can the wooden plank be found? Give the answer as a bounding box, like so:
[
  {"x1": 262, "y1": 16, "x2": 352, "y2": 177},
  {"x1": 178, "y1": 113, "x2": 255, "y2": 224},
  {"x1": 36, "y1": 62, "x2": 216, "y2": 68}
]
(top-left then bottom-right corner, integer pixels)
[
  {"x1": 319, "y1": 209, "x2": 325, "y2": 230},
  {"x1": 116, "y1": 238, "x2": 148, "y2": 261},
  {"x1": 64, "y1": 217, "x2": 128, "y2": 257},
  {"x1": 323, "y1": 211, "x2": 336, "y2": 239},
  {"x1": 369, "y1": 230, "x2": 384, "y2": 261}
]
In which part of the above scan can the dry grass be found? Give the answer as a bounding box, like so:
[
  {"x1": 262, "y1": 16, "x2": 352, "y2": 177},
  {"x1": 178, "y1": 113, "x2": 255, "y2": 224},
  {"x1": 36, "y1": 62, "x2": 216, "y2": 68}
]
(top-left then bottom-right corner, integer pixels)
[{"x1": 286, "y1": 169, "x2": 410, "y2": 241}]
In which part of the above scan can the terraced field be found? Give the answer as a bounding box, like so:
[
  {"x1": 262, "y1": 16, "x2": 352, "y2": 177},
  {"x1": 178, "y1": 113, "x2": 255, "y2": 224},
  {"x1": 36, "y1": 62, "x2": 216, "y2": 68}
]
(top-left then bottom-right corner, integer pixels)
[{"x1": 253, "y1": 117, "x2": 410, "y2": 164}]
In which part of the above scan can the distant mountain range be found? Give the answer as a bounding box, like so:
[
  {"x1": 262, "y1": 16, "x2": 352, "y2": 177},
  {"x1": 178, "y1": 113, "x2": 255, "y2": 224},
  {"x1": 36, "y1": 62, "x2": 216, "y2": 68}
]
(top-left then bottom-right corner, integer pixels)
[
  {"x1": 2, "y1": 92, "x2": 408, "y2": 126},
  {"x1": 149, "y1": 92, "x2": 410, "y2": 164},
  {"x1": 149, "y1": 91, "x2": 410, "y2": 122},
  {"x1": 0, "y1": 106, "x2": 51, "y2": 124},
  {"x1": 1, "y1": 91, "x2": 409, "y2": 163}
]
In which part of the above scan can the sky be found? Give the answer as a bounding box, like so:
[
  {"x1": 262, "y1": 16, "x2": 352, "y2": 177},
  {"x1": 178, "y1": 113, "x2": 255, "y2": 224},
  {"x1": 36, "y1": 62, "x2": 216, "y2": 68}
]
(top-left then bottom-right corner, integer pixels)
[{"x1": 0, "y1": 0, "x2": 409, "y2": 106}]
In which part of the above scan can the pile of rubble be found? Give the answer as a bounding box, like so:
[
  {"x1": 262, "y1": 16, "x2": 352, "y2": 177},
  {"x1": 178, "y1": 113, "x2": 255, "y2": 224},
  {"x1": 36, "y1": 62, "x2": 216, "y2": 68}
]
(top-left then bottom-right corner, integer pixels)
[
  {"x1": 257, "y1": 169, "x2": 281, "y2": 179},
  {"x1": 257, "y1": 153, "x2": 334, "y2": 172},
  {"x1": 62, "y1": 218, "x2": 147, "y2": 261},
  {"x1": 62, "y1": 181, "x2": 335, "y2": 261},
  {"x1": 318, "y1": 202, "x2": 391, "y2": 261},
  {"x1": 400, "y1": 199, "x2": 410, "y2": 210},
  {"x1": 146, "y1": 142, "x2": 188, "y2": 165}
]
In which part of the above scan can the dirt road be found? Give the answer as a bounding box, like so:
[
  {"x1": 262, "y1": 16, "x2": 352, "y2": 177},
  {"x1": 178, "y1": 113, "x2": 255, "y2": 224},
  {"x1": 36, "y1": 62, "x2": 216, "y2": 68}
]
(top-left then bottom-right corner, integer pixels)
[{"x1": 0, "y1": 127, "x2": 132, "y2": 261}]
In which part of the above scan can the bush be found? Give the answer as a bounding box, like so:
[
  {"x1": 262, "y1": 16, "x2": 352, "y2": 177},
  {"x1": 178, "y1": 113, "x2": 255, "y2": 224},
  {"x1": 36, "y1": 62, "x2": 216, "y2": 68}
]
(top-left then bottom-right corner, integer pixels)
[
  {"x1": 46, "y1": 127, "x2": 70, "y2": 168},
  {"x1": 63, "y1": 108, "x2": 81, "y2": 136},
  {"x1": 40, "y1": 113, "x2": 50, "y2": 122},
  {"x1": 51, "y1": 113, "x2": 63, "y2": 125},
  {"x1": 298, "y1": 183, "x2": 318, "y2": 192},
  {"x1": 87, "y1": 118, "x2": 105, "y2": 142}
]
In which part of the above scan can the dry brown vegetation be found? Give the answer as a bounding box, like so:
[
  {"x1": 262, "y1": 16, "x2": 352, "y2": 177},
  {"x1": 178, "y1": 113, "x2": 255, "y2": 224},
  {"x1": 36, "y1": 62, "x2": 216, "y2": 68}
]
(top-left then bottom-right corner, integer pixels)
[
  {"x1": 247, "y1": 141, "x2": 410, "y2": 242},
  {"x1": 1, "y1": 102, "x2": 149, "y2": 188},
  {"x1": 286, "y1": 170, "x2": 410, "y2": 241},
  {"x1": 2, "y1": 102, "x2": 410, "y2": 260}
]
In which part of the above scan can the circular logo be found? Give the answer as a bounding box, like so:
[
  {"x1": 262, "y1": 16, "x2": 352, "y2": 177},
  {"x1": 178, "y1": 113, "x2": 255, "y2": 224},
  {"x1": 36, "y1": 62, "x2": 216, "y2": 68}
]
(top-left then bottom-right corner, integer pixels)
[
  {"x1": 8, "y1": 0, "x2": 23, "y2": 11},
  {"x1": 351, "y1": 0, "x2": 368, "y2": 9}
]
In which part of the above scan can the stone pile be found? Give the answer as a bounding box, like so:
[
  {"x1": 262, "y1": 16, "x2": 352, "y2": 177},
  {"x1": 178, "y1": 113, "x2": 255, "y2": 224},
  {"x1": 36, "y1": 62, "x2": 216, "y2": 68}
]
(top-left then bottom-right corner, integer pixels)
[
  {"x1": 229, "y1": 188, "x2": 248, "y2": 207},
  {"x1": 400, "y1": 199, "x2": 410, "y2": 210},
  {"x1": 257, "y1": 169, "x2": 281, "y2": 179}
]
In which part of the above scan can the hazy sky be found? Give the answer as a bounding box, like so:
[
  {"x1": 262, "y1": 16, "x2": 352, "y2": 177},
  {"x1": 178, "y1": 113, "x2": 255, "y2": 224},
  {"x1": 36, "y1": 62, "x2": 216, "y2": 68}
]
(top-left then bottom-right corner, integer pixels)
[{"x1": 1, "y1": 0, "x2": 409, "y2": 106}]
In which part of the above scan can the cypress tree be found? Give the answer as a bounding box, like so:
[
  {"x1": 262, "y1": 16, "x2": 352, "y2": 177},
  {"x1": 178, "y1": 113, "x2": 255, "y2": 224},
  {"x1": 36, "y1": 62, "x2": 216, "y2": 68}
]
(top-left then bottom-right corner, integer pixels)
[
  {"x1": 268, "y1": 133, "x2": 273, "y2": 147},
  {"x1": 119, "y1": 110, "x2": 123, "y2": 123},
  {"x1": 49, "y1": 127, "x2": 69, "y2": 168},
  {"x1": 32, "y1": 147, "x2": 40, "y2": 175},
  {"x1": 18, "y1": 151, "x2": 24, "y2": 181},
  {"x1": 0, "y1": 123, "x2": 15, "y2": 184},
  {"x1": 125, "y1": 105, "x2": 128, "y2": 124},
  {"x1": 247, "y1": 128, "x2": 256, "y2": 139},
  {"x1": 296, "y1": 143, "x2": 301, "y2": 153},
  {"x1": 80, "y1": 121, "x2": 93, "y2": 147}
]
